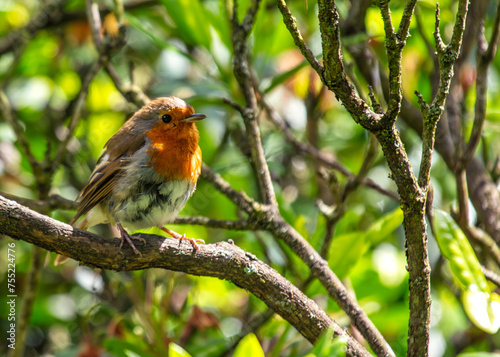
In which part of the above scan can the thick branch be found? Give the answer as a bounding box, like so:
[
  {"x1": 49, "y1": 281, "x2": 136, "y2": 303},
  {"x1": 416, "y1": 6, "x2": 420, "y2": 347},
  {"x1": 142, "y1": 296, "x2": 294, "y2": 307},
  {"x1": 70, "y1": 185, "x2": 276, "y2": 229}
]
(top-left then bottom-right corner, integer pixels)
[
  {"x1": 343, "y1": 0, "x2": 500, "y2": 243},
  {"x1": 0, "y1": 195, "x2": 369, "y2": 357}
]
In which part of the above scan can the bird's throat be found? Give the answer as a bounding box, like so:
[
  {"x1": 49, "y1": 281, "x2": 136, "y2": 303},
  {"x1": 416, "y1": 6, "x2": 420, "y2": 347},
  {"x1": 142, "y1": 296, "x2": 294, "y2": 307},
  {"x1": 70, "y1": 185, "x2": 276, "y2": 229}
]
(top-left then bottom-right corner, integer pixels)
[{"x1": 146, "y1": 125, "x2": 202, "y2": 184}]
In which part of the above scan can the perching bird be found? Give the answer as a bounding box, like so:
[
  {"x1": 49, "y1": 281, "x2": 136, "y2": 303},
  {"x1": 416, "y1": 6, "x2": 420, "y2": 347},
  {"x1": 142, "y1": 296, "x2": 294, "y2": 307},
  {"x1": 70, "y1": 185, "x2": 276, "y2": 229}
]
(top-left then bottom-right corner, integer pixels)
[{"x1": 70, "y1": 96, "x2": 205, "y2": 255}]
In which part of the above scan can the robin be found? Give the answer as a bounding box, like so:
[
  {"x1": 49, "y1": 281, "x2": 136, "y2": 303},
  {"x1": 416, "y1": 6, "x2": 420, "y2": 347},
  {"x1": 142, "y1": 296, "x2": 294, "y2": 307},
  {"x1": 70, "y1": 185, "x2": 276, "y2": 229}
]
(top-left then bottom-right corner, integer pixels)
[{"x1": 70, "y1": 96, "x2": 206, "y2": 255}]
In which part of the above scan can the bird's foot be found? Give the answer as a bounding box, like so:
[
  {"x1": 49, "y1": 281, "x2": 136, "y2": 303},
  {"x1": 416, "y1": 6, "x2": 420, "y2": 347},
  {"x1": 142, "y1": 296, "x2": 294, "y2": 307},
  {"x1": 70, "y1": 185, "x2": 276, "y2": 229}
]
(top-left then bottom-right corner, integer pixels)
[
  {"x1": 117, "y1": 223, "x2": 145, "y2": 256},
  {"x1": 160, "y1": 227, "x2": 204, "y2": 250}
]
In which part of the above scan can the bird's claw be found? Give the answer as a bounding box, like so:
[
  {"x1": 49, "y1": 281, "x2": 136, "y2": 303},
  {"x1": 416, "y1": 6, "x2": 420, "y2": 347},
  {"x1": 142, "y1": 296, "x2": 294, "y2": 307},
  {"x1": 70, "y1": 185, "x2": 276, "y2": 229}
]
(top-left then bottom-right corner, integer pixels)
[
  {"x1": 160, "y1": 227, "x2": 204, "y2": 250},
  {"x1": 118, "y1": 223, "x2": 144, "y2": 255}
]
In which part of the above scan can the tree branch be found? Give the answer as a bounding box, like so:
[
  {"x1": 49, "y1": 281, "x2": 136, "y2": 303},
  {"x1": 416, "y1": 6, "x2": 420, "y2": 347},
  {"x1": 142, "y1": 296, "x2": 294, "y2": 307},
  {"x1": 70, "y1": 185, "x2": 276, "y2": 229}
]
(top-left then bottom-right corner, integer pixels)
[
  {"x1": 200, "y1": 164, "x2": 394, "y2": 357},
  {"x1": 230, "y1": 0, "x2": 278, "y2": 208},
  {"x1": 0, "y1": 195, "x2": 370, "y2": 357},
  {"x1": 260, "y1": 95, "x2": 399, "y2": 201},
  {"x1": 461, "y1": 1, "x2": 500, "y2": 168},
  {"x1": 51, "y1": 58, "x2": 103, "y2": 173},
  {"x1": 274, "y1": 0, "x2": 324, "y2": 75}
]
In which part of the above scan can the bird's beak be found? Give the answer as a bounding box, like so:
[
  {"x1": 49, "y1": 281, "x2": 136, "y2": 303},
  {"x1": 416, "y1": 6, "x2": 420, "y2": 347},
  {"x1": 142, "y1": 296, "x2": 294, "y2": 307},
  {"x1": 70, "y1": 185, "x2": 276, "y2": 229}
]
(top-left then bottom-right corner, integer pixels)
[{"x1": 182, "y1": 113, "x2": 206, "y2": 122}]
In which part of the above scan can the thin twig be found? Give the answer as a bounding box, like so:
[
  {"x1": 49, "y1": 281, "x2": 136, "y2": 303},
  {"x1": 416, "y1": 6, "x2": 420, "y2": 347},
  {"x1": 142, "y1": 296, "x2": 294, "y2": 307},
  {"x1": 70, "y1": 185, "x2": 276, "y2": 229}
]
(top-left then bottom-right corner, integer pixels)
[
  {"x1": 418, "y1": 1, "x2": 469, "y2": 190},
  {"x1": 0, "y1": 90, "x2": 42, "y2": 179},
  {"x1": 172, "y1": 216, "x2": 257, "y2": 230},
  {"x1": 0, "y1": 192, "x2": 77, "y2": 212},
  {"x1": 260, "y1": 96, "x2": 399, "y2": 201},
  {"x1": 482, "y1": 266, "x2": 500, "y2": 287},
  {"x1": 51, "y1": 59, "x2": 103, "y2": 172},
  {"x1": 86, "y1": 0, "x2": 103, "y2": 48},
  {"x1": 461, "y1": 2, "x2": 500, "y2": 168},
  {"x1": 105, "y1": 62, "x2": 150, "y2": 108},
  {"x1": 230, "y1": 0, "x2": 278, "y2": 208}
]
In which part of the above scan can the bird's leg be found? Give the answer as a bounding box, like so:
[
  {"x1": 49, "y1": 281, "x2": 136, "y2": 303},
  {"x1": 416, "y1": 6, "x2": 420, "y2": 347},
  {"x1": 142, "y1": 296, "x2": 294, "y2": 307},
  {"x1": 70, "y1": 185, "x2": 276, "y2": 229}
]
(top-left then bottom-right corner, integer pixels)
[
  {"x1": 160, "y1": 227, "x2": 205, "y2": 250},
  {"x1": 116, "y1": 223, "x2": 145, "y2": 255}
]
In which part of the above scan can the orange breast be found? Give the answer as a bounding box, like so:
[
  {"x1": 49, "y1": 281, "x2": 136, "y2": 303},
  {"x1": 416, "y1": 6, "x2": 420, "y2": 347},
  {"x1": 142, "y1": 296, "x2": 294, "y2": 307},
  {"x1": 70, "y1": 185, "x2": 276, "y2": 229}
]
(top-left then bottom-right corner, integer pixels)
[{"x1": 146, "y1": 124, "x2": 202, "y2": 185}]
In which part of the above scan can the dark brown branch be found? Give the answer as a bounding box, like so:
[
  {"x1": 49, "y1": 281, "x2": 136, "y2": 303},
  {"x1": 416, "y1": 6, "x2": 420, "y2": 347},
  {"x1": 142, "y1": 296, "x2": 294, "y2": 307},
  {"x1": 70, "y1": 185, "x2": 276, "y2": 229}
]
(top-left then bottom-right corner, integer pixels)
[{"x1": 0, "y1": 195, "x2": 370, "y2": 357}]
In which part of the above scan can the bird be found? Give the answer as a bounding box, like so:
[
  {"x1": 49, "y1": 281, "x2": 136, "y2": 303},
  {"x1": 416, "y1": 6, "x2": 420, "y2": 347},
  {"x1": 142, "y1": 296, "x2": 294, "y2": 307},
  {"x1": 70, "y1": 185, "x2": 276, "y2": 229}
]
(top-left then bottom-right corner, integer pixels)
[{"x1": 70, "y1": 96, "x2": 206, "y2": 255}]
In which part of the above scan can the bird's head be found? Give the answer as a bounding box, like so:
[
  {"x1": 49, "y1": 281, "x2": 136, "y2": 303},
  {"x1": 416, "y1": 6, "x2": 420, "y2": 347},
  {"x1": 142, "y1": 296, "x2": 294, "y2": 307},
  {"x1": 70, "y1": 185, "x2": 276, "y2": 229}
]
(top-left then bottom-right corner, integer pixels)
[{"x1": 135, "y1": 96, "x2": 206, "y2": 137}]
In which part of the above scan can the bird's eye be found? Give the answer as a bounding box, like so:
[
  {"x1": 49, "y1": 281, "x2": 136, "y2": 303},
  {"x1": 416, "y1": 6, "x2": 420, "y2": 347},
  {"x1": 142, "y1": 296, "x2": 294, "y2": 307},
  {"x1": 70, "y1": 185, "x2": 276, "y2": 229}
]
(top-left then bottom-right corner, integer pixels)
[{"x1": 161, "y1": 114, "x2": 172, "y2": 123}]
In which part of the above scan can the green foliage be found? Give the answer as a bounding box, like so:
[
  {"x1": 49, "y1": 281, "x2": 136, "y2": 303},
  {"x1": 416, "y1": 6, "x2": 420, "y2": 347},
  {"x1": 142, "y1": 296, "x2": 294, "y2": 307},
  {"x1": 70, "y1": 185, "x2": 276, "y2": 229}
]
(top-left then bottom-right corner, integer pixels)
[
  {"x1": 306, "y1": 327, "x2": 347, "y2": 357},
  {"x1": 433, "y1": 209, "x2": 488, "y2": 293},
  {"x1": 329, "y1": 208, "x2": 403, "y2": 279},
  {"x1": 433, "y1": 209, "x2": 500, "y2": 334},
  {"x1": 233, "y1": 333, "x2": 265, "y2": 357},
  {"x1": 1, "y1": 0, "x2": 500, "y2": 356}
]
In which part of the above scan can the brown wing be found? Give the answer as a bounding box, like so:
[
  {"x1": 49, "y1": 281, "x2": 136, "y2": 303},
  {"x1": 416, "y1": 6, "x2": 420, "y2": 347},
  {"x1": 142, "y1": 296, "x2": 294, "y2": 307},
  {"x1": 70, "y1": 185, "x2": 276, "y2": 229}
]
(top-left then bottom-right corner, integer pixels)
[
  {"x1": 70, "y1": 121, "x2": 147, "y2": 225},
  {"x1": 70, "y1": 156, "x2": 129, "y2": 225}
]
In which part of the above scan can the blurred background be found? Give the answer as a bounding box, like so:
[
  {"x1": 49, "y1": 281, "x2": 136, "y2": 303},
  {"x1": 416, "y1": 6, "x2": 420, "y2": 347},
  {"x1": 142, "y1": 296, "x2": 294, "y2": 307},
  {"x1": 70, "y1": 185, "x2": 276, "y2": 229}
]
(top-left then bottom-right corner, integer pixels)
[{"x1": 1, "y1": 0, "x2": 500, "y2": 356}]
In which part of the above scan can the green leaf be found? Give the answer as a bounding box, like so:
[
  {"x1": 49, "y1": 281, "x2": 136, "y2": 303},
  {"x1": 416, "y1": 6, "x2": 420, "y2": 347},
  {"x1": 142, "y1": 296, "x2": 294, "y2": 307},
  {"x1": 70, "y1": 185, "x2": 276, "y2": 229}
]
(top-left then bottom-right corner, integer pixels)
[
  {"x1": 462, "y1": 290, "x2": 500, "y2": 334},
  {"x1": 309, "y1": 327, "x2": 347, "y2": 357},
  {"x1": 160, "y1": 0, "x2": 211, "y2": 49},
  {"x1": 458, "y1": 353, "x2": 500, "y2": 357},
  {"x1": 329, "y1": 232, "x2": 368, "y2": 280},
  {"x1": 169, "y1": 343, "x2": 192, "y2": 357},
  {"x1": 294, "y1": 215, "x2": 310, "y2": 240},
  {"x1": 233, "y1": 333, "x2": 265, "y2": 357},
  {"x1": 263, "y1": 61, "x2": 309, "y2": 94},
  {"x1": 432, "y1": 209, "x2": 488, "y2": 293},
  {"x1": 103, "y1": 338, "x2": 155, "y2": 357},
  {"x1": 365, "y1": 207, "x2": 404, "y2": 244}
]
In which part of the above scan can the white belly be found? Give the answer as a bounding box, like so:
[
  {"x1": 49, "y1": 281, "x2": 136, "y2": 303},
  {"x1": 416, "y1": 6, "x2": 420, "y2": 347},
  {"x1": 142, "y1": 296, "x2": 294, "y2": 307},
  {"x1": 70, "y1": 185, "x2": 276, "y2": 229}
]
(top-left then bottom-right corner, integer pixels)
[{"x1": 84, "y1": 146, "x2": 197, "y2": 232}]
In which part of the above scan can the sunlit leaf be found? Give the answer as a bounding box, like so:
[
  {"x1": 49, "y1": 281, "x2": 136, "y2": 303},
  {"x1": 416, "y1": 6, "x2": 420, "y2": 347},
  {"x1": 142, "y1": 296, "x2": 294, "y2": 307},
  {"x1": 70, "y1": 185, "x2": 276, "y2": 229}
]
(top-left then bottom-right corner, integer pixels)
[
  {"x1": 329, "y1": 232, "x2": 368, "y2": 279},
  {"x1": 365, "y1": 207, "x2": 403, "y2": 244},
  {"x1": 160, "y1": 0, "x2": 211, "y2": 49},
  {"x1": 263, "y1": 60, "x2": 309, "y2": 94},
  {"x1": 294, "y1": 215, "x2": 310, "y2": 240},
  {"x1": 462, "y1": 290, "x2": 500, "y2": 334},
  {"x1": 432, "y1": 209, "x2": 488, "y2": 293},
  {"x1": 309, "y1": 327, "x2": 347, "y2": 357},
  {"x1": 233, "y1": 333, "x2": 265, "y2": 357},
  {"x1": 169, "y1": 343, "x2": 192, "y2": 357}
]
